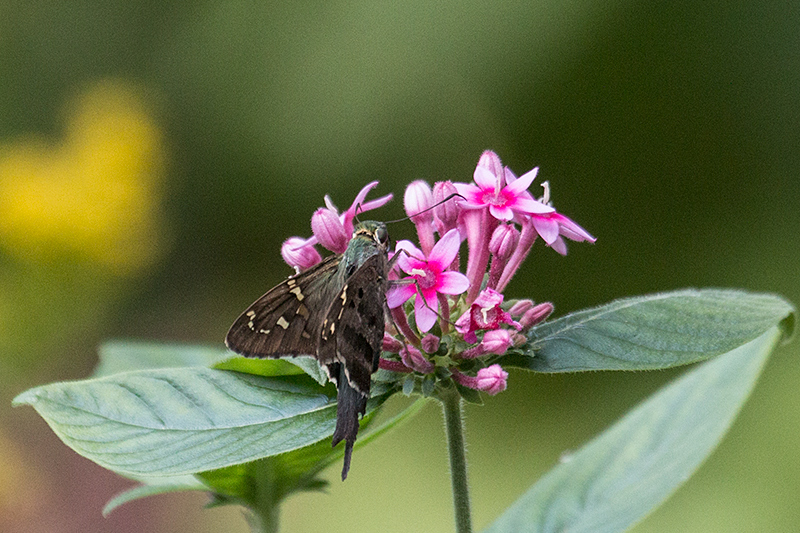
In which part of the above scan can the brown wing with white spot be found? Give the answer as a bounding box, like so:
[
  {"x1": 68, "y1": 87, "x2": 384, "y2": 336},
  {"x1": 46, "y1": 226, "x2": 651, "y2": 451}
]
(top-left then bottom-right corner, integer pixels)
[
  {"x1": 225, "y1": 254, "x2": 342, "y2": 358},
  {"x1": 318, "y1": 252, "x2": 388, "y2": 394}
]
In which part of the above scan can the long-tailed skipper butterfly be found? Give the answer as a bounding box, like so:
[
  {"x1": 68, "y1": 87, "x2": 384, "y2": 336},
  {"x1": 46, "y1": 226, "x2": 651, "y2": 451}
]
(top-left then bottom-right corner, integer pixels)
[{"x1": 225, "y1": 220, "x2": 391, "y2": 480}]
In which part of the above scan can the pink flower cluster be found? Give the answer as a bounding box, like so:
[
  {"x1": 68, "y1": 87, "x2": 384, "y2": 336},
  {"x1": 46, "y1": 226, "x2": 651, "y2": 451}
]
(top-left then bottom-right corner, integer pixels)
[{"x1": 281, "y1": 151, "x2": 595, "y2": 397}]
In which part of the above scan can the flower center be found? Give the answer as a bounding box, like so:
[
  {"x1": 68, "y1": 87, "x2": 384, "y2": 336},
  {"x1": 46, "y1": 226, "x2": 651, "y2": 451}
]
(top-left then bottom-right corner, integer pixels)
[
  {"x1": 410, "y1": 267, "x2": 437, "y2": 290},
  {"x1": 481, "y1": 188, "x2": 510, "y2": 207}
]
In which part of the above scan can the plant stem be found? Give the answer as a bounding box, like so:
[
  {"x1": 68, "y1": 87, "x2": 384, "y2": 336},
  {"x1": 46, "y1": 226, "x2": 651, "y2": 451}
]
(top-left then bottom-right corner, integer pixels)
[
  {"x1": 440, "y1": 388, "x2": 473, "y2": 533},
  {"x1": 250, "y1": 460, "x2": 280, "y2": 533}
]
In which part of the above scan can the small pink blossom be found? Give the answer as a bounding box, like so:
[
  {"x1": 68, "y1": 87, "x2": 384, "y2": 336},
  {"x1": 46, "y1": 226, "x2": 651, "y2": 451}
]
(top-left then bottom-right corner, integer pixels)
[
  {"x1": 386, "y1": 229, "x2": 469, "y2": 332},
  {"x1": 461, "y1": 329, "x2": 514, "y2": 358},
  {"x1": 452, "y1": 364, "x2": 509, "y2": 395},
  {"x1": 382, "y1": 332, "x2": 403, "y2": 353},
  {"x1": 400, "y1": 345, "x2": 435, "y2": 374},
  {"x1": 519, "y1": 302, "x2": 554, "y2": 331},
  {"x1": 476, "y1": 365, "x2": 508, "y2": 395},
  {"x1": 421, "y1": 333, "x2": 440, "y2": 354},
  {"x1": 455, "y1": 152, "x2": 554, "y2": 222},
  {"x1": 455, "y1": 288, "x2": 520, "y2": 344},
  {"x1": 281, "y1": 182, "x2": 393, "y2": 268},
  {"x1": 529, "y1": 211, "x2": 596, "y2": 256},
  {"x1": 481, "y1": 329, "x2": 513, "y2": 355},
  {"x1": 311, "y1": 207, "x2": 349, "y2": 253},
  {"x1": 404, "y1": 180, "x2": 436, "y2": 256},
  {"x1": 508, "y1": 299, "x2": 534, "y2": 317},
  {"x1": 280, "y1": 237, "x2": 321, "y2": 270},
  {"x1": 432, "y1": 180, "x2": 462, "y2": 235}
]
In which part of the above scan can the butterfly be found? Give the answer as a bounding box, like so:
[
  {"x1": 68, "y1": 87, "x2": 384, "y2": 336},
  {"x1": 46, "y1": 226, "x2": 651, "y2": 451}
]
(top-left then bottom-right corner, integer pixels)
[{"x1": 225, "y1": 220, "x2": 391, "y2": 480}]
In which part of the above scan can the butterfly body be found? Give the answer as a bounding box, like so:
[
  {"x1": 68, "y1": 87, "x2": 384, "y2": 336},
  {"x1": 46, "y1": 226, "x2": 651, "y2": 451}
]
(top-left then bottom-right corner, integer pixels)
[{"x1": 226, "y1": 221, "x2": 390, "y2": 479}]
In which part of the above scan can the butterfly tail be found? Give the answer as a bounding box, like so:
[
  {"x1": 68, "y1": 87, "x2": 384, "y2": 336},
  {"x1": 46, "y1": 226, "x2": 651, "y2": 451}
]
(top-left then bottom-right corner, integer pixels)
[{"x1": 330, "y1": 364, "x2": 368, "y2": 480}]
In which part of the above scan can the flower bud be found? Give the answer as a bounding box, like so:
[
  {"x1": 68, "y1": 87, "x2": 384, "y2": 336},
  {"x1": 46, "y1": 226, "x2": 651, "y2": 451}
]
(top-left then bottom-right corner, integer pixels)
[
  {"x1": 477, "y1": 150, "x2": 503, "y2": 181},
  {"x1": 508, "y1": 299, "x2": 534, "y2": 317},
  {"x1": 400, "y1": 345, "x2": 435, "y2": 374},
  {"x1": 382, "y1": 333, "x2": 403, "y2": 353},
  {"x1": 311, "y1": 208, "x2": 348, "y2": 253},
  {"x1": 520, "y1": 302, "x2": 554, "y2": 331},
  {"x1": 281, "y1": 237, "x2": 321, "y2": 270},
  {"x1": 404, "y1": 180, "x2": 433, "y2": 222},
  {"x1": 489, "y1": 224, "x2": 520, "y2": 261},
  {"x1": 476, "y1": 364, "x2": 508, "y2": 395},
  {"x1": 421, "y1": 333, "x2": 440, "y2": 354},
  {"x1": 481, "y1": 329, "x2": 513, "y2": 355},
  {"x1": 432, "y1": 180, "x2": 461, "y2": 233}
]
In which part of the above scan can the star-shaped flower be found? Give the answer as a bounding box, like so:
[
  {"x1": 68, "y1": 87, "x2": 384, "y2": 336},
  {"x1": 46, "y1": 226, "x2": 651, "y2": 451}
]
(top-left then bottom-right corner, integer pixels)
[{"x1": 386, "y1": 229, "x2": 470, "y2": 332}]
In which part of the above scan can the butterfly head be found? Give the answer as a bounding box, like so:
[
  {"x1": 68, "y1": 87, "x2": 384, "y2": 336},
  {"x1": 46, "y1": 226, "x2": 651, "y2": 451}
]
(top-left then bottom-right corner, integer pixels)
[{"x1": 352, "y1": 220, "x2": 390, "y2": 251}]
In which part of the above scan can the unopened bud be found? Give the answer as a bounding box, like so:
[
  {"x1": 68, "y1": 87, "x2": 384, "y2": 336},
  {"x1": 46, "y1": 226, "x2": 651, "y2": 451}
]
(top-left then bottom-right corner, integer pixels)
[
  {"x1": 520, "y1": 302, "x2": 554, "y2": 330},
  {"x1": 311, "y1": 208, "x2": 348, "y2": 253},
  {"x1": 281, "y1": 237, "x2": 321, "y2": 270}
]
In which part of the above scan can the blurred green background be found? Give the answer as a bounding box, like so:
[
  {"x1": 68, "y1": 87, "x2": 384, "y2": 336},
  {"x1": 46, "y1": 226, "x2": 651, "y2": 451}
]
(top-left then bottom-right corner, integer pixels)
[{"x1": 2, "y1": 1, "x2": 798, "y2": 532}]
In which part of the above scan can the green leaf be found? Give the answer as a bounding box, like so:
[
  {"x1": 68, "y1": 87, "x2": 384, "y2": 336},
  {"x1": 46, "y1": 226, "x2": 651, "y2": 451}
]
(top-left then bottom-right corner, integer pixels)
[
  {"x1": 103, "y1": 475, "x2": 208, "y2": 516},
  {"x1": 501, "y1": 289, "x2": 794, "y2": 372},
  {"x1": 12, "y1": 367, "x2": 387, "y2": 477},
  {"x1": 93, "y1": 341, "x2": 230, "y2": 376},
  {"x1": 484, "y1": 327, "x2": 783, "y2": 533},
  {"x1": 212, "y1": 354, "x2": 310, "y2": 379},
  {"x1": 198, "y1": 398, "x2": 427, "y2": 505}
]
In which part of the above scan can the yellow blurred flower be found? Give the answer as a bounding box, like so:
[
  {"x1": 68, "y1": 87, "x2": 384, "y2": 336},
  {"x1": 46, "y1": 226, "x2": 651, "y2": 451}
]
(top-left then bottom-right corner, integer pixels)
[{"x1": 0, "y1": 79, "x2": 166, "y2": 273}]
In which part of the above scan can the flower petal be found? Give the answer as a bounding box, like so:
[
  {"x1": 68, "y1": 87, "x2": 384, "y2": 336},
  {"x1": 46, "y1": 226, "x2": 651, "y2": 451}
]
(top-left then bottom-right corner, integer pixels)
[
  {"x1": 549, "y1": 235, "x2": 568, "y2": 255},
  {"x1": 395, "y1": 240, "x2": 425, "y2": 273},
  {"x1": 531, "y1": 215, "x2": 560, "y2": 244},
  {"x1": 428, "y1": 228, "x2": 462, "y2": 267},
  {"x1": 513, "y1": 197, "x2": 555, "y2": 214},
  {"x1": 504, "y1": 166, "x2": 538, "y2": 195},
  {"x1": 473, "y1": 165, "x2": 499, "y2": 190},
  {"x1": 489, "y1": 204, "x2": 514, "y2": 221},
  {"x1": 553, "y1": 212, "x2": 596, "y2": 242},
  {"x1": 386, "y1": 283, "x2": 417, "y2": 308},
  {"x1": 415, "y1": 290, "x2": 439, "y2": 332},
  {"x1": 436, "y1": 271, "x2": 470, "y2": 295}
]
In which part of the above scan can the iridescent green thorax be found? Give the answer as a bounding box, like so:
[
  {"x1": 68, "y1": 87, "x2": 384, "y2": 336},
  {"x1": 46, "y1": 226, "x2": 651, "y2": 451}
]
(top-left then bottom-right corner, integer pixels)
[{"x1": 339, "y1": 221, "x2": 390, "y2": 277}]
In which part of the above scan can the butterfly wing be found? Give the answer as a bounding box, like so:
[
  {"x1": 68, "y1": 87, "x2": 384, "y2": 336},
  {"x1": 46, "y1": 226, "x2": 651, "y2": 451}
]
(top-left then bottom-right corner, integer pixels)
[
  {"x1": 225, "y1": 254, "x2": 342, "y2": 358},
  {"x1": 318, "y1": 252, "x2": 388, "y2": 392},
  {"x1": 318, "y1": 252, "x2": 389, "y2": 479}
]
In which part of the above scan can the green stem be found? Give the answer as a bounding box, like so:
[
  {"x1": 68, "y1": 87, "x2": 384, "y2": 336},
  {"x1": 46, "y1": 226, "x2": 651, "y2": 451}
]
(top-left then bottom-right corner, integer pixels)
[
  {"x1": 249, "y1": 460, "x2": 280, "y2": 533},
  {"x1": 440, "y1": 388, "x2": 473, "y2": 533}
]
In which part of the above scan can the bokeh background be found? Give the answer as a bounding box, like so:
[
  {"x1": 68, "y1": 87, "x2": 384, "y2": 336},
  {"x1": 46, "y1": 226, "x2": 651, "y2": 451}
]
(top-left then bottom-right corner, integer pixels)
[{"x1": 2, "y1": 2, "x2": 798, "y2": 532}]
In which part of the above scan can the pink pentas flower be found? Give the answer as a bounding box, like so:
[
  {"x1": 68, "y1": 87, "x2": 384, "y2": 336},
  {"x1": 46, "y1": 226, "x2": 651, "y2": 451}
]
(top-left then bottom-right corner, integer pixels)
[
  {"x1": 281, "y1": 237, "x2": 321, "y2": 270},
  {"x1": 452, "y1": 364, "x2": 509, "y2": 395},
  {"x1": 311, "y1": 207, "x2": 349, "y2": 253},
  {"x1": 455, "y1": 152, "x2": 554, "y2": 222},
  {"x1": 281, "y1": 181, "x2": 393, "y2": 268},
  {"x1": 529, "y1": 210, "x2": 596, "y2": 256},
  {"x1": 476, "y1": 365, "x2": 508, "y2": 395},
  {"x1": 455, "y1": 288, "x2": 520, "y2": 344},
  {"x1": 386, "y1": 228, "x2": 470, "y2": 332}
]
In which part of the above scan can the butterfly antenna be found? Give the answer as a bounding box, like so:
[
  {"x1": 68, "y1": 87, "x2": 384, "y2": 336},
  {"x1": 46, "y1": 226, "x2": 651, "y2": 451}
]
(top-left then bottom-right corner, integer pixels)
[{"x1": 383, "y1": 193, "x2": 464, "y2": 224}]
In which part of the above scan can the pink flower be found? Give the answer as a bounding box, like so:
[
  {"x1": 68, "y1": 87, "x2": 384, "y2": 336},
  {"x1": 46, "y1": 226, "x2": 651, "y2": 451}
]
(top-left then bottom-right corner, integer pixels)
[
  {"x1": 455, "y1": 288, "x2": 520, "y2": 344},
  {"x1": 386, "y1": 229, "x2": 470, "y2": 332},
  {"x1": 280, "y1": 237, "x2": 321, "y2": 270},
  {"x1": 452, "y1": 364, "x2": 509, "y2": 395},
  {"x1": 529, "y1": 211, "x2": 596, "y2": 256},
  {"x1": 461, "y1": 329, "x2": 514, "y2": 358},
  {"x1": 311, "y1": 207, "x2": 349, "y2": 253},
  {"x1": 432, "y1": 181, "x2": 462, "y2": 235},
  {"x1": 455, "y1": 152, "x2": 554, "y2": 222},
  {"x1": 281, "y1": 181, "x2": 393, "y2": 268},
  {"x1": 404, "y1": 180, "x2": 436, "y2": 256},
  {"x1": 308, "y1": 181, "x2": 393, "y2": 254},
  {"x1": 476, "y1": 365, "x2": 508, "y2": 395},
  {"x1": 400, "y1": 345, "x2": 435, "y2": 374}
]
